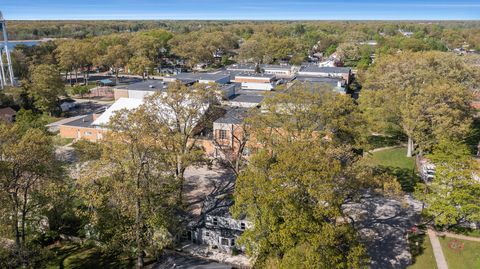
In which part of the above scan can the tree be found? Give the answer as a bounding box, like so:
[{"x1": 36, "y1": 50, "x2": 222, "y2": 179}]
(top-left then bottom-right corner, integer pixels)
[
  {"x1": 70, "y1": 85, "x2": 90, "y2": 98},
  {"x1": 169, "y1": 31, "x2": 237, "y2": 67},
  {"x1": 232, "y1": 139, "x2": 369, "y2": 268},
  {"x1": 29, "y1": 64, "x2": 65, "y2": 114},
  {"x1": 0, "y1": 124, "x2": 61, "y2": 267},
  {"x1": 415, "y1": 139, "x2": 480, "y2": 227},
  {"x1": 142, "y1": 81, "x2": 217, "y2": 203},
  {"x1": 359, "y1": 51, "x2": 477, "y2": 156},
  {"x1": 128, "y1": 55, "x2": 154, "y2": 79},
  {"x1": 77, "y1": 108, "x2": 177, "y2": 269}
]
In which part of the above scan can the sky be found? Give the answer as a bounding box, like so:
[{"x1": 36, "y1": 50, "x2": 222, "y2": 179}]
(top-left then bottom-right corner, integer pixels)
[{"x1": 1, "y1": 0, "x2": 480, "y2": 20}]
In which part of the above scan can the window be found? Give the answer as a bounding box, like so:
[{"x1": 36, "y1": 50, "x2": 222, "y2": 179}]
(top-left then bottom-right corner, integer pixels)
[
  {"x1": 218, "y1": 130, "x2": 227, "y2": 140},
  {"x1": 213, "y1": 217, "x2": 218, "y2": 226},
  {"x1": 221, "y1": 238, "x2": 229, "y2": 246},
  {"x1": 231, "y1": 238, "x2": 235, "y2": 246},
  {"x1": 85, "y1": 131, "x2": 92, "y2": 136},
  {"x1": 240, "y1": 222, "x2": 246, "y2": 230},
  {"x1": 206, "y1": 231, "x2": 210, "y2": 237}
]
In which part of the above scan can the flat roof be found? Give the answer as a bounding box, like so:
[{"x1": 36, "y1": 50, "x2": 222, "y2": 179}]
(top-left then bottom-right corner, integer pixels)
[
  {"x1": 116, "y1": 80, "x2": 168, "y2": 92},
  {"x1": 261, "y1": 64, "x2": 292, "y2": 70},
  {"x1": 226, "y1": 64, "x2": 256, "y2": 71},
  {"x1": 174, "y1": 72, "x2": 230, "y2": 82},
  {"x1": 214, "y1": 107, "x2": 249, "y2": 125},
  {"x1": 234, "y1": 73, "x2": 275, "y2": 79},
  {"x1": 230, "y1": 93, "x2": 264, "y2": 104},
  {"x1": 295, "y1": 76, "x2": 344, "y2": 87},
  {"x1": 61, "y1": 114, "x2": 95, "y2": 128},
  {"x1": 300, "y1": 66, "x2": 351, "y2": 74}
]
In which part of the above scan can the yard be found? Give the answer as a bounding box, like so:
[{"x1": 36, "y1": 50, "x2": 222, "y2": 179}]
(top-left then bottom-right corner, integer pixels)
[
  {"x1": 365, "y1": 147, "x2": 418, "y2": 192},
  {"x1": 439, "y1": 237, "x2": 480, "y2": 269},
  {"x1": 367, "y1": 147, "x2": 416, "y2": 170}
]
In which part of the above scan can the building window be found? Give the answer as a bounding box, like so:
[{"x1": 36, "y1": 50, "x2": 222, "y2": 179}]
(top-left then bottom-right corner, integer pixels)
[
  {"x1": 221, "y1": 238, "x2": 229, "y2": 246},
  {"x1": 240, "y1": 222, "x2": 246, "y2": 230},
  {"x1": 206, "y1": 231, "x2": 210, "y2": 237},
  {"x1": 85, "y1": 131, "x2": 92, "y2": 136},
  {"x1": 231, "y1": 238, "x2": 235, "y2": 246},
  {"x1": 213, "y1": 217, "x2": 218, "y2": 226},
  {"x1": 219, "y1": 130, "x2": 227, "y2": 140}
]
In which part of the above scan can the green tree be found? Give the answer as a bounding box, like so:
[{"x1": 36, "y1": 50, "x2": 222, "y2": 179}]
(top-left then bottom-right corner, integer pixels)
[
  {"x1": 77, "y1": 108, "x2": 177, "y2": 269},
  {"x1": 359, "y1": 51, "x2": 477, "y2": 156},
  {"x1": 29, "y1": 64, "x2": 65, "y2": 114},
  {"x1": 415, "y1": 139, "x2": 480, "y2": 227},
  {"x1": 142, "y1": 81, "x2": 217, "y2": 203},
  {"x1": 0, "y1": 124, "x2": 62, "y2": 267}
]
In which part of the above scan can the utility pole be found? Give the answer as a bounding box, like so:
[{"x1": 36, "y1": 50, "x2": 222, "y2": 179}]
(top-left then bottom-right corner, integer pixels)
[{"x1": 0, "y1": 11, "x2": 15, "y2": 88}]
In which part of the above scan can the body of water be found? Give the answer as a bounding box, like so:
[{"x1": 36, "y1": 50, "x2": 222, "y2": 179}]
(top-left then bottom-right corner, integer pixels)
[{"x1": 0, "y1": 40, "x2": 40, "y2": 50}]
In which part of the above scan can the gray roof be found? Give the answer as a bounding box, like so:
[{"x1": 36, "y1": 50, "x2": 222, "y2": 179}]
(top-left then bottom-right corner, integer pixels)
[
  {"x1": 295, "y1": 76, "x2": 345, "y2": 87},
  {"x1": 234, "y1": 73, "x2": 275, "y2": 78},
  {"x1": 117, "y1": 80, "x2": 169, "y2": 92},
  {"x1": 61, "y1": 114, "x2": 95, "y2": 128},
  {"x1": 300, "y1": 65, "x2": 351, "y2": 74},
  {"x1": 261, "y1": 64, "x2": 292, "y2": 70},
  {"x1": 174, "y1": 72, "x2": 230, "y2": 82},
  {"x1": 214, "y1": 107, "x2": 249, "y2": 125},
  {"x1": 230, "y1": 93, "x2": 264, "y2": 104}
]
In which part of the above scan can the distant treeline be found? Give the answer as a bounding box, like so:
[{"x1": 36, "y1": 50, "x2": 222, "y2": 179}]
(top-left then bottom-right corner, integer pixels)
[{"x1": 6, "y1": 20, "x2": 480, "y2": 42}]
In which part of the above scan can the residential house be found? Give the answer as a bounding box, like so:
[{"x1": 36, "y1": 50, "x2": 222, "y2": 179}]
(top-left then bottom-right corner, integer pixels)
[{"x1": 187, "y1": 195, "x2": 251, "y2": 254}]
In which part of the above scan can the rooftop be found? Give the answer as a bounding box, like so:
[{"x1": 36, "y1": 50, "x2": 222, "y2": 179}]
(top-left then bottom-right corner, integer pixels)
[
  {"x1": 261, "y1": 64, "x2": 292, "y2": 70},
  {"x1": 295, "y1": 76, "x2": 345, "y2": 87},
  {"x1": 300, "y1": 65, "x2": 351, "y2": 74},
  {"x1": 234, "y1": 73, "x2": 275, "y2": 78},
  {"x1": 60, "y1": 114, "x2": 95, "y2": 128},
  {"x1": 214, "y1": 107, "x2": 249, "y2": 125},
  {"x1": 116, "y1": 80, "x2": 169, "y2": 92},
  {"x1": 229, "y1": 93, "x2": 265, "y2": 104}
]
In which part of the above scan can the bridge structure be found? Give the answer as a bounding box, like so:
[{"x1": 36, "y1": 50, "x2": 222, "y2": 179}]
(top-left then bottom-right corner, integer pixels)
[{"x1": 0, "y1": 11, "x2": 15, "y2": 89}]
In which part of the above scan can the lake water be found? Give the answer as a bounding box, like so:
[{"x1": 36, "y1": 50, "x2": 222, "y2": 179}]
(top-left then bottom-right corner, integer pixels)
[{"x1": 0, "y1": 40, "x2": 40, "y2": 50}]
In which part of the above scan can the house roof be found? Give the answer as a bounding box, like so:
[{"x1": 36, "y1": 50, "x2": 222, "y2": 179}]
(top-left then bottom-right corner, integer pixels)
[
  {"x1": 0, "y1": 107, "x2": 16, "y2": 115},
  {"x1": 92, "y1": 98, "x2": 144, "y2": 126},
  {"x1": 60, "y1": 114, "x2": 95, "y2": 128},
  {"x1": 300, "y1": 65, "x2": 351, "y2": 74},
  {"x1": 214, "y1": 107, "x2": 249, "y2": 125}
]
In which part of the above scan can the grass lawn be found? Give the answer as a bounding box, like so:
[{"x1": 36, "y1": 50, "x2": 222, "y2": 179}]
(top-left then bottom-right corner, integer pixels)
[
  {"x1": 408, "y1": 235, "x2": 438, "y2": 269},
  {"x1": 368, "y1": 147, "x2": 415, "y2": 170},
  {"x1": 46, "y1": 244, "x2": 135, "y2": 269},
  {"x1": 365, "y1": 147, "x2": 418, "y2": 192},
  {"x1": 438, "y1": 237, "x2": 480, "y2": 269}
]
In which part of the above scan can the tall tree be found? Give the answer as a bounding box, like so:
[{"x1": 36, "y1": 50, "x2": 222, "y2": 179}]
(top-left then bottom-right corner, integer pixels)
[
  {"x1": 142, "y1": 81, "x2": 217, "y2": 203},
  {"x1": 0, "y1": 124, "x2": 61, "y2": 267},
  {"x1": 77, "y1": 108, "x2": 177, "y2": 269},
  {"x1": 359, "y1": 51, "x2": 478, "y2": 156},
  {"x1": 29, "y1": 64, "x2": 65, "y2": 114}
]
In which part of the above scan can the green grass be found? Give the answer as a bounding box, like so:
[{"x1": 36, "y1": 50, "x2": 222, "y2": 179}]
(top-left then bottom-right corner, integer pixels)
[
  {"x1": 368, "y1": 147, "x2": 415, "y2": 170},
  {"x1": 408, "y1": 234, "x2": 438, "y2": 269},
  {"x1": 439, "y1": 237, "x2": 480, "y2": 269},
  {"x1": 365, "y1": 147, "x2": 418, "y2": 192},
  {"x1": 46, "y1": 244, "x2": 135, "y2": 269}
]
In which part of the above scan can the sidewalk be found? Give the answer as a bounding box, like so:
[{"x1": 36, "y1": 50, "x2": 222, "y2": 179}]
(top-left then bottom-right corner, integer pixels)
[
  {"x1": 427, "y1": 229, "x2": 449, "y2": 269},
  {"x1": 438, "y1": 231, "x2": 480, "y2": 242}
]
